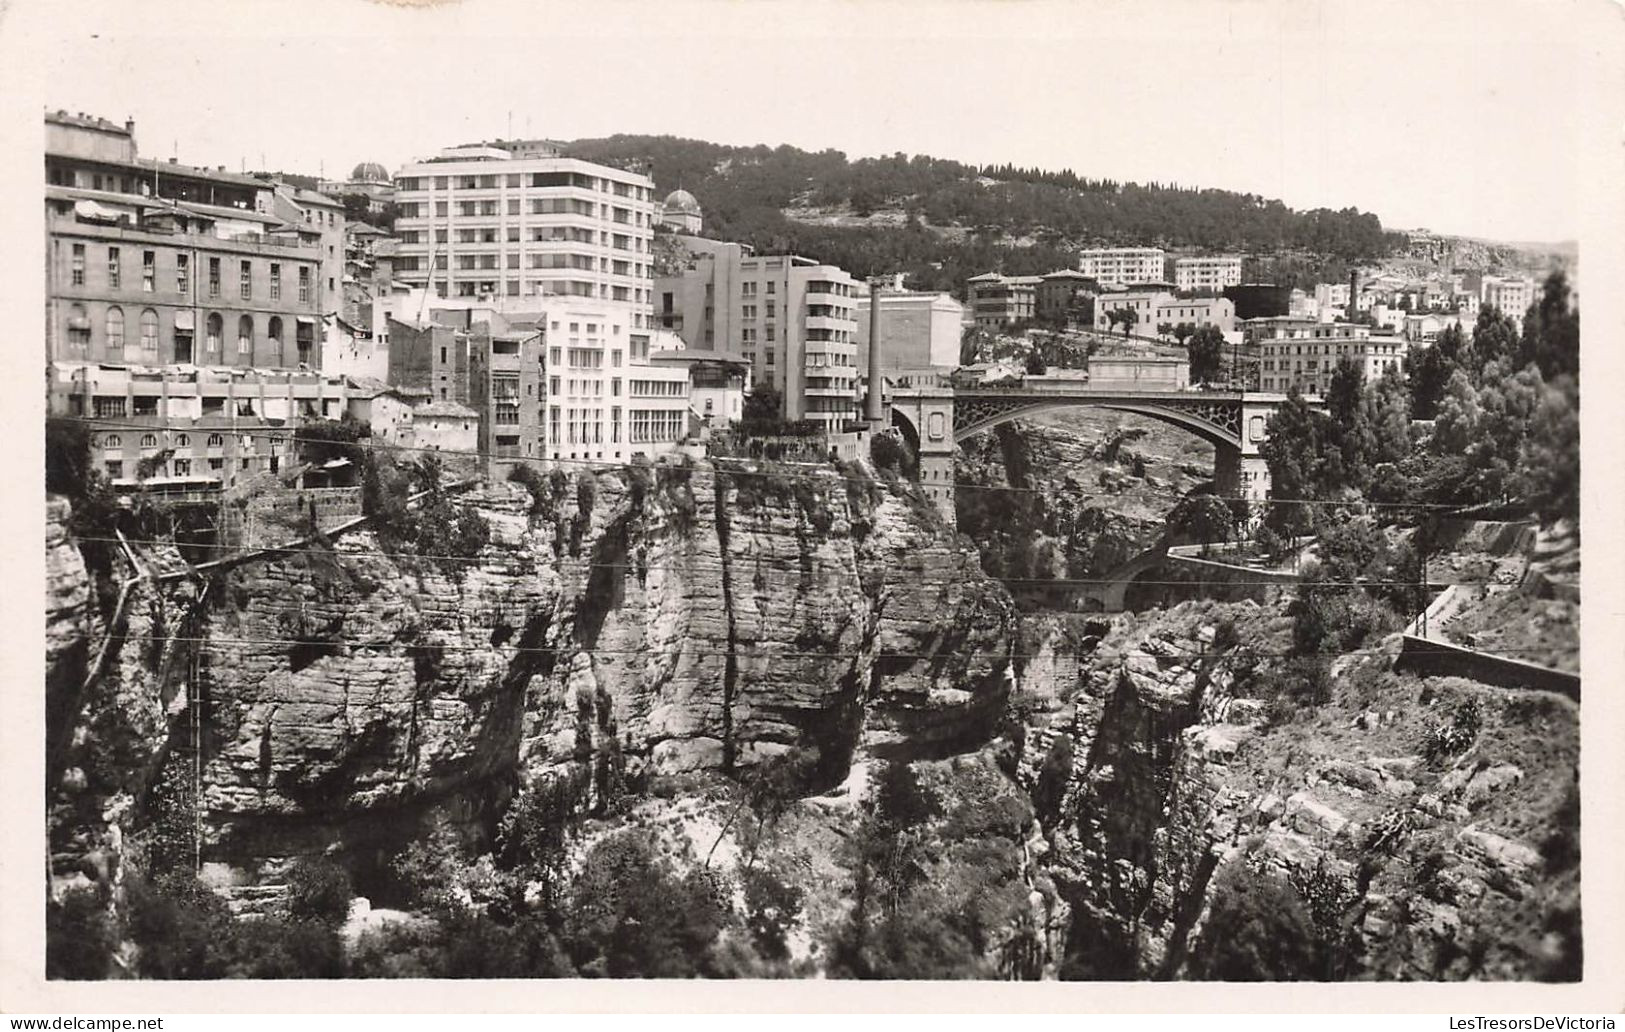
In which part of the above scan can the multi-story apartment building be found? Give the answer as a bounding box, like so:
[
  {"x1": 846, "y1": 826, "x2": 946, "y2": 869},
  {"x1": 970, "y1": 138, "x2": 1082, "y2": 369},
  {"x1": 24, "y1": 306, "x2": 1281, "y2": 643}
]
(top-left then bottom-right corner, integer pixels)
[
  {"x1": 1076, "y1": 247, "x2": 1166, "y2": 287},
  {"x1": 1480, "y1": 276, "x2": 1534, "y2": 322},
  {"x1": 855, "y1": 285, "x2": 964, "y2": 372},
  {"x1": 1034, "y1": 269, "x2": 1098, "y2": 324},
  {"x1": 654, "y1": 237, "x2": 751, "y2": 351},
  {"x1": 467, "y1": 312, "x2": 544, "y2": 470},
  {"x1": 1093, "y1": 291, "x2": 1236, "y2": 335},
  {"x1": 383, "y1": 293, "x2": 690, "y2": 468},
  {"x1": 966, "y1": 272, "x2": 1040, "y2": 330},
  {"x1": 658, "y1": 241, "x2": 861, "y2": 431},
  {"x1": 735, "y1": 255, "x2": 861, "y2": 431},
  {"x1": 266, "y1": 182, "x2": 346, "y2": 315},
  {"x1": 45, "y1": 112, "x2": 336, "y2": 488},
  {"x1": 1255, "y1": 321, "x2": 1407, "y2": 394},
  {"x1": 391, "y1": 144, "x2": 656, "y2": 321},
  {"x1": 540, "y1": 301, "x2": 691, "y2": 463},
  {"x1": 1173, "y1": 256, "x2": 1243, "y2": 293}
]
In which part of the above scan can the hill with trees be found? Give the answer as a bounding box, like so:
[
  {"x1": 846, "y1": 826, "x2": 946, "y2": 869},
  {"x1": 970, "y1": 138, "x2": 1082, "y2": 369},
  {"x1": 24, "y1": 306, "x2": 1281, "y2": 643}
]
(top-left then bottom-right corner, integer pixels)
[{"x1": 561, "y1": 135, "x2": 1407, "y2": 294}]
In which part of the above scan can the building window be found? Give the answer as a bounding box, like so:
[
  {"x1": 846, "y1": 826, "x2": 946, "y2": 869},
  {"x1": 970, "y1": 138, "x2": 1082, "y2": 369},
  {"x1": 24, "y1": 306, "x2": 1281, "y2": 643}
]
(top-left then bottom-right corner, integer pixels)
[
  {"x1": 207, "y1": 433, "x2": 224, "y2": 447},
  {"x1": 176, "y1": 254, "x2": 188, "y2": 294},
  {"x1": 107, "y1": 247, "x2": 120, "y2": 289},
  {"x1": 298, "y1": 267, "x2": 311, "y2": 303},
  {"x1": 105, "y1": 307, "x2": 124, "y2": 354},
  {"x1": 105, "y1": 460, "x2": 123, "y2": 478},
  {"x1": 173, "y1": 458, "x2": 192, "y2": 477},
  {"x1": 67, "y1": 303, "x2": 90, "y2": 351},
  {"x1": 239, "y1": 260, "x2": 252, "y2": 300},
  {"x1": 71, "y1": 243, "x2": 85, "y2": 286},
  {"x1": 206, "y1": 312, "x2": 222, "y2": 354},
  {"x1": 207, "y1": 257, "x2": 220, "y2": 297},
  {"x1": 268, "y1": 316, "x2": 282, "y2": 360},
  {"x1": 237, "y1": 315, "x2": 252, "y2": 354},
  {"x1": 270, "y1": 263, "x2": 281, "y2": 300},
  {"x1": 143, "y1": 251, "x2": 156, "y2": 292},
  {"x1": 139, "y1": 309, "x2": 159, "y2": 357}
]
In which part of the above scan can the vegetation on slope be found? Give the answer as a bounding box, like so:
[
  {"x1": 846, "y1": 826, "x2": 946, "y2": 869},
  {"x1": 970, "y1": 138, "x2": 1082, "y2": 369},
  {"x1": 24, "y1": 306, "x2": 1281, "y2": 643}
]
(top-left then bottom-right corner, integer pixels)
[{"x1": 563, "y1": 135, "x2": 1403, "y2": 292}]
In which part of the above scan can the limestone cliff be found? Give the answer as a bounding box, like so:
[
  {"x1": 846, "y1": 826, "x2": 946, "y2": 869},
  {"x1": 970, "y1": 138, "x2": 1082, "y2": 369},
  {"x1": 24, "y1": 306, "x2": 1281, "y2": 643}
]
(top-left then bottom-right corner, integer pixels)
[
  {"x1": 48, "y1": 459, "x2": 1014, "y2": 889},
  {"x1": 45, "y1": 462, "x2": 1581, "y2": 981}
]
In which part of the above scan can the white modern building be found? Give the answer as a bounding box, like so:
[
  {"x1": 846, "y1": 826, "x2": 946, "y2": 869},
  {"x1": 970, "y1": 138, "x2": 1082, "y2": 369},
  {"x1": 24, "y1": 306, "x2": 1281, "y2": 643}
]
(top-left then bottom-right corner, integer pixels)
[
  {"x1": 391, "y1": 144, "x2": 656, "y2": 323},
  {"x1": 1094, "y1": 290, "x2": 1236, "y2": 335},
  {"x1": 1173, "y1": 256, "x2": 1243, "y2": 293},
  {"x1": 1480, "y1": 276, "x2": 1534, "y2": 322},
  {"x1": 1077, "y1": 247, "x2": 1166, "y2": 287},
  {"x1": 537, "y1": 299, "x2": 692, "y2": 463},
  {"x1": 855, "y1": 287, "x2": 964, "y2": 372}
]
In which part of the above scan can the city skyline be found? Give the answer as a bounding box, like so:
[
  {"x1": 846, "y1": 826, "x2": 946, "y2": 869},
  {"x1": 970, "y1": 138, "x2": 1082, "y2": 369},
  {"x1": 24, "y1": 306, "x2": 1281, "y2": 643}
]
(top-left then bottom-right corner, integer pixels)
[{"x1": 12, "y1": 0, "x2": 1600, "y2": 245}]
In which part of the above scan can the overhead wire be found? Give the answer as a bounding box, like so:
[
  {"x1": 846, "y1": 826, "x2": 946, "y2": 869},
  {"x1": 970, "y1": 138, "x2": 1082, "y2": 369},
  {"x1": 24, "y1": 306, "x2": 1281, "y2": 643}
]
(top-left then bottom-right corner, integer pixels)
[
  {"x1": 107, "y1": 631, "x2": 1580, "y2": 665},
  {"x1": 63, "y1": 415, "x2": 1494, "y2": 512},
  {"x1": 79, "y1": 534, "x2": 1454, "y2": 589}
]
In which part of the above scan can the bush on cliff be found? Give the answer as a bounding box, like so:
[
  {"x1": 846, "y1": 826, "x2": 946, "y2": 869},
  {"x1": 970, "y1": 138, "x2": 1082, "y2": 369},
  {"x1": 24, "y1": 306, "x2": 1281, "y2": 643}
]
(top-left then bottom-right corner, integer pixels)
[
  {"x1": 563, "y1": 828, "x2": 730, "y2": 977},
  {"x1": 285, "y1": 856, "x2": 354, "y2": 925},
  {"x1": 1189, "y1": 864, "x2": 1322, "y2": 980},
  {"x1": 45, "y1": 887, "x2": 114, "y2": 980}
]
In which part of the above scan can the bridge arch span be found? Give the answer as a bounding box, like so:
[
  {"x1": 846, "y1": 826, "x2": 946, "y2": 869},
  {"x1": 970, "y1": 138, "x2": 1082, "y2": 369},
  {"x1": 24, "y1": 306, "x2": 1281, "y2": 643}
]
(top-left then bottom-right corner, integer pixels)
[{"x1": 953, "y1": 400, "x2": 1238, "y2": 452}]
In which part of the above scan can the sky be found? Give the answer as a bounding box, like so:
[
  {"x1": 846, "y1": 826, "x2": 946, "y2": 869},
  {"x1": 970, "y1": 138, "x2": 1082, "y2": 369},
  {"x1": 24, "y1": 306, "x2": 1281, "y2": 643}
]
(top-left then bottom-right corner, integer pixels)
[{"x1": 4, "y1": 0, "x2": 1609, "y2": 243}]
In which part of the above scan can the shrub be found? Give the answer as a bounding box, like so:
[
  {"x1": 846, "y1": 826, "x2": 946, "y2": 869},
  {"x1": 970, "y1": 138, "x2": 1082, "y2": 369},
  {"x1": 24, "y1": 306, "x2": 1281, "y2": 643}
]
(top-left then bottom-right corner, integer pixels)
[
  {"x1": 563, "y1": 828, "x2": 729, "y2": 977},
  {"x1": 46, "y1": 888, "x2": 113, "y2": 980},
  {"x1": 1190, "y1": 864, "x2": 1321, "y2": 980},
  {"x1": 284, "y1": 856, "x2": 354, "y2": 925},
  {"x1": 870, "y1": 432, "x2": 917, "y2": 480},
  {"x1": 1421, "y1": 697, "x2": 1482, "y2": 768},
  {"x1": 742, "y1": 866, "x2": 804, "y2": 962}
]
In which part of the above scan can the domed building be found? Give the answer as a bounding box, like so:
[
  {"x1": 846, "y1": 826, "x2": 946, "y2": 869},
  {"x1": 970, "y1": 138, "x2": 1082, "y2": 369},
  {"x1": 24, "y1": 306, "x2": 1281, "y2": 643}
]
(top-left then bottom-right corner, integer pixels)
[
  {"x1": 319, "y1": 160, "x2": 396, "y2": 215},
  {"x1": 659, "y1": 188, "x2": 703, "y2": 234},
  {"x1": 350, "y1": 161, "x2": 392, "y2": 185}
]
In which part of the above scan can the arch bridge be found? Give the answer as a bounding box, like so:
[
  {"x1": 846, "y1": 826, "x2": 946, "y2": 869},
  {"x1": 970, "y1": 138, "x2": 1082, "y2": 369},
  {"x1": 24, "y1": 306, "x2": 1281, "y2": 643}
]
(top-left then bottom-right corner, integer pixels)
[{"x1": 887, "y1": 373, "x2": 1310, "y2": 526}]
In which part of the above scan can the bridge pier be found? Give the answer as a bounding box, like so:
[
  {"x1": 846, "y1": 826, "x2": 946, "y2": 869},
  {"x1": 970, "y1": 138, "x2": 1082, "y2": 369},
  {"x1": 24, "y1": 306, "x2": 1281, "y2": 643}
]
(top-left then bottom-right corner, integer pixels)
[
  {"x1": 1215, "y1": 446, "x2": 1271, "y2": 505},
  {"x1": 886, "y1": 381, "x2": 958, "y2": 528}
]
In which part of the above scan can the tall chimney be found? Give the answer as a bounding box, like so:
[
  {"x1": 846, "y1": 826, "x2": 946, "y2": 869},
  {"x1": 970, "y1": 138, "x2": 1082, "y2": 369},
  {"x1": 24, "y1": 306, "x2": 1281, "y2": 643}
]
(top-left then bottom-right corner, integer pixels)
[
  {"x1": 1349, "y1": 268, "x2": 1360, "y2": 315},
  {"x1": 865, "y1": 279, "x2": 885, "y2": 422}
]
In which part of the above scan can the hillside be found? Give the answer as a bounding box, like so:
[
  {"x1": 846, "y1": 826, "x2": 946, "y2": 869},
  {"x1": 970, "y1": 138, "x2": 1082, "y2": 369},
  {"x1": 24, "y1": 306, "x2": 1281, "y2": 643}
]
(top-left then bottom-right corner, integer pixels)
[{"x1": 560, "y1": 135, "x2": 1405, "y2": 294}]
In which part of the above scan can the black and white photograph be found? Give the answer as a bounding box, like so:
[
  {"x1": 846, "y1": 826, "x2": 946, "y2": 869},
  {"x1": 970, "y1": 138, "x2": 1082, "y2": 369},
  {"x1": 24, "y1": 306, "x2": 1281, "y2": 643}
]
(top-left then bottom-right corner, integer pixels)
[{"x1": 8, "y1": 0, "x2": 1621, "y2": 1011}]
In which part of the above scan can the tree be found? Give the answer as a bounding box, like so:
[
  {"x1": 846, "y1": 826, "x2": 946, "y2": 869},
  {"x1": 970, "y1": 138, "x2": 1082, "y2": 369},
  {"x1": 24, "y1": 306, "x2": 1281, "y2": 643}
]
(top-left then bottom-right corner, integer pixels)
[
  {"x1": 1519, "y1": 373, "x2": 1579, "y2": 525},
  {"x1": 741, "y1": 384, "x2": 786, "y2": 434},
  {"x1": 1518, "y1": 270, "x2": 1579, "y2": 379},
  {"x1": 1186, "y1": 325, "x2": 1225, "y2": 384},
  {"x1": 1173, "y1": 322, "x2": 1196, "y2": 345},
  {"x1": 1166, "y1": 493, "x2": 1234, "y2": 554},
  {"x1": 1259, "y1": 389, "x2": 1325, "y2": 537},
  {"x1": 1427, "y1": 363, "x2": 1543, "y2": 507},
  {"x1": 1407, "y1": 323, "x2": 1463, "y2": 420},
  {"x1": 1024, "y1": 348, "x2": 1047, "y2": 375},
  {"x1": 1106, "y1": 306, "x2": 1139, "y2": 336},
  {"x1": 1471, "y1": 306, "x2": 1520, "y2": 376}
]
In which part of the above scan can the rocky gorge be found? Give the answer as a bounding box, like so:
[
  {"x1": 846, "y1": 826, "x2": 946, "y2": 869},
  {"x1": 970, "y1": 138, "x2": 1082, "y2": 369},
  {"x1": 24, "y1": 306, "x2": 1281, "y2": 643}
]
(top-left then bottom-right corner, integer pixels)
[{"x1": 44, "y1": 436, "x2": 1581, "y2": 980}]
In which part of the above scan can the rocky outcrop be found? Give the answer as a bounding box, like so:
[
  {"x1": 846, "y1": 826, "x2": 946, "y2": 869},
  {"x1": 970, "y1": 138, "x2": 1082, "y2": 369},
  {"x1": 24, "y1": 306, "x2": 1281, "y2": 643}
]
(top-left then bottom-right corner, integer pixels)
[
  {"x1": 1013, "y1": 600, "x2": 1581, "y2": 981},
  {"x1": 49, "y1": 459, "x2": 1014, "y2": 887}
]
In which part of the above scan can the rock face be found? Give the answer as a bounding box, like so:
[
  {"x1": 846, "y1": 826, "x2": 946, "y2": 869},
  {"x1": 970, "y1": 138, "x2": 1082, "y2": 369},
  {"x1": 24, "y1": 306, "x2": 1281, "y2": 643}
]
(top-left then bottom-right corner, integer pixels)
[
  {"x1": 45, "y1": 463, "x2": 1581, "y2": 981},
  {"x1": 48, "y1": 460, "x2": 1014, "y2": 887},
  {"x1": 1011, "y1": 602, "x2": 1581, "y2": 981}
]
